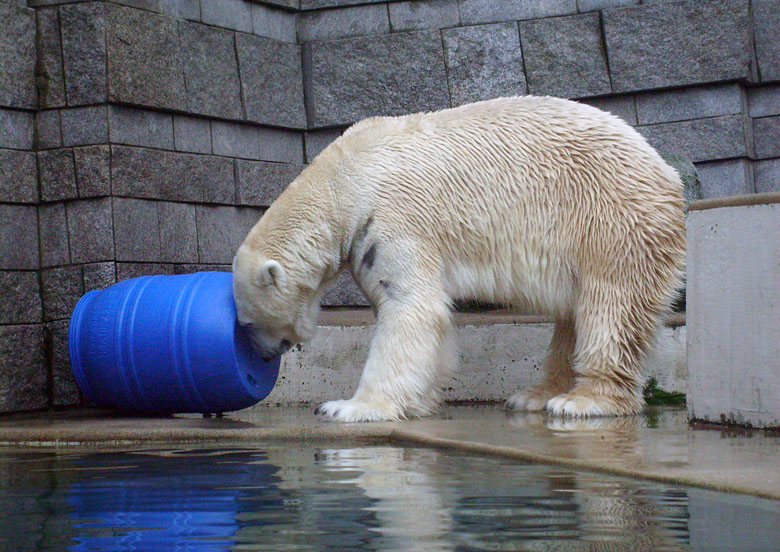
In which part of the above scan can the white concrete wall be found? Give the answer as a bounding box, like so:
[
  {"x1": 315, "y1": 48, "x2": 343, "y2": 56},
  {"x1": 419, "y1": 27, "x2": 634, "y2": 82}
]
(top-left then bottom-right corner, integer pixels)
[
  {"x1": 687, "y1": 202, "x2": 780, "y2": 427},
  {"x1": 258, "y1": 321, "x2": 686, "y2": 407}
]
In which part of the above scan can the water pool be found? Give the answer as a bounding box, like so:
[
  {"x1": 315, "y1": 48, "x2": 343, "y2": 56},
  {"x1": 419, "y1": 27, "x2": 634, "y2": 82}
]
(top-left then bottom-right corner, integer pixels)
[{"x1": 3, "y1": 444, "x2": 778, "y2": 551}]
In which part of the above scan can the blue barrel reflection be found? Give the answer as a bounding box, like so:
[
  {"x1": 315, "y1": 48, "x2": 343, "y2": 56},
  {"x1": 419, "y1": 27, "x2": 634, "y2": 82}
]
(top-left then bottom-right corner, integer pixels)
[{"x1": 66, "y1": 448, "x2": 282, "y2": 552}]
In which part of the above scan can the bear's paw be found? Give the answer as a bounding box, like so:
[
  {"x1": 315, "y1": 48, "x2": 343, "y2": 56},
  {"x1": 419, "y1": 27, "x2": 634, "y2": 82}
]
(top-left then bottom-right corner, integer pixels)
[
  {"x1": 504, "y1": 391, "x2": 550, "y2": 412},
  {"x1": 315, "y1": 399, "x2": 402, "y2": 423},
  {"x1": 546, "y1": 391, "x2": 640, "y2": 417}
]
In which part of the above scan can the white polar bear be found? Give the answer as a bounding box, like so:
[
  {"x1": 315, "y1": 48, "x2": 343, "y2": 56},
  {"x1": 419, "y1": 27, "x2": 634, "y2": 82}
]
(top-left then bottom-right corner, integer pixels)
[{"x1": 232, "y1": 96, "x2": 686, "y2": 422}]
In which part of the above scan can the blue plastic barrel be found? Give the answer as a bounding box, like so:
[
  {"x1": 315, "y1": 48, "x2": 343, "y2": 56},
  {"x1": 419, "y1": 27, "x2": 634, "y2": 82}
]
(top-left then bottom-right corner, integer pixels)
[{"x1": 68, "y1": 272, "x2": 280, "y2": 414}]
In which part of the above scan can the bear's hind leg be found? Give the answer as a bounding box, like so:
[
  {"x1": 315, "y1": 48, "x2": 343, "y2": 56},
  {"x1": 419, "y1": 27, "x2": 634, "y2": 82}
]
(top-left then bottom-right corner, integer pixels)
[
  {"x1": 505, "y1": 317, "x2": 575, "y2": 411},
  {"x1": 546, "y1": 280, "x2": 657, "y2": 417},
  {"x1": 316, "y1": 282, "x2": 455, "y2": 422}
]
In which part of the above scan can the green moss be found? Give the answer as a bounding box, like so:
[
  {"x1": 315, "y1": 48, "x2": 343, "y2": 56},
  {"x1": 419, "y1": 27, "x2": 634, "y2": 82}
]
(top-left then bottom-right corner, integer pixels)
[{"x1": 643, "y1": 377, "x2": 686, "y2": 406}]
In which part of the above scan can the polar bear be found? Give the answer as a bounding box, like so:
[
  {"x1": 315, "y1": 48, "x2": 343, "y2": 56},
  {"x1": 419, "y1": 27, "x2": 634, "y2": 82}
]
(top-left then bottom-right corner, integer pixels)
[{"x1": 232, "y1": 96, "x2": 685, "y2": 422}]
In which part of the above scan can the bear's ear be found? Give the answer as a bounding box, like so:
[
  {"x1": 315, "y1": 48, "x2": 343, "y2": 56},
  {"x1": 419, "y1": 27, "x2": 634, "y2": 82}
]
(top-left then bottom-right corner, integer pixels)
[{"x1": 256, "y1": 260, "x2": 287, "y2": 289}]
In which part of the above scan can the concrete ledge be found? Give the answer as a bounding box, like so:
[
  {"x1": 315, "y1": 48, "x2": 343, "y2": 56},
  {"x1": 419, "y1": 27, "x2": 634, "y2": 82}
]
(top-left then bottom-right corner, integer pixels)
[{"x1": 2, "y1": 406, "x2": 780, "y2": 500}]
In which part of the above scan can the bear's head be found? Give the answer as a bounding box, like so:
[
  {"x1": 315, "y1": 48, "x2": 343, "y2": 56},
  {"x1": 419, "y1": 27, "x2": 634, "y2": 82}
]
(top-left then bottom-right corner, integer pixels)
[{"x1": 232, "y1": 245, "x2": 320, "y2": 361}]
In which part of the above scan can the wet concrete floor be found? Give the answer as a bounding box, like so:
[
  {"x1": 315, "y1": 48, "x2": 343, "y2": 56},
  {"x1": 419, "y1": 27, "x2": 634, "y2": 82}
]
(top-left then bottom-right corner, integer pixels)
[{"x1": 1, "y1": 405, "x2": 778, "y2": 500}]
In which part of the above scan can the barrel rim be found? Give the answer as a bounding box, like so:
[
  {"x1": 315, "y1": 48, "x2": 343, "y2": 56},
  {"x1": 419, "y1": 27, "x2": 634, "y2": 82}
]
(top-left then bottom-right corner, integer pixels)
[{"x1": 68, "y1": 290, "x2": 101, "y2": 403}]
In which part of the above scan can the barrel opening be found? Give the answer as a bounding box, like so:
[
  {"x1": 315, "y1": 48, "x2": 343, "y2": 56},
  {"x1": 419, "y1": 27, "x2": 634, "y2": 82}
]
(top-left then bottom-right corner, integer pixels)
[{"x1": 245, "y1": 372, "x2": 259, "y2": 388}]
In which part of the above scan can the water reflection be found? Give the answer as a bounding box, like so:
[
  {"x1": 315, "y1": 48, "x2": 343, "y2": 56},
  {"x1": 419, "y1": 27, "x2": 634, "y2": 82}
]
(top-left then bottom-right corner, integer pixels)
[{"x1": 1, "y1": 444, "x2": 778, "y2": 551}]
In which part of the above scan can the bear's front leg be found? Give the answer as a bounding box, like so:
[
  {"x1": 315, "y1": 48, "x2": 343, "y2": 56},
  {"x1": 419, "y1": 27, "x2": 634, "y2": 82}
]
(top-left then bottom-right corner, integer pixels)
[{"x1": 316, "y1": 284, "x2": 456, "y2": 422}]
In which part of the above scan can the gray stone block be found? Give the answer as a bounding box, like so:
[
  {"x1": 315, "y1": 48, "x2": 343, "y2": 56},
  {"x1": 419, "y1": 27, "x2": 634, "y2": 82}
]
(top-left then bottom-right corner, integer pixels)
[
  {"x1": 173, "y1": 263, "x2": 231, "y2": 274},
  {"x1": 442, "y1": 23, "x2": 526, "y2": 107},
  {"x1": 0, "y1": 204, "x2": 38, "y2": 270},
  {"x1": 577, "y1": 0, "x2": 639, "y2": 13},
  {"x1": 200, "y1": 0, "x2": 252, "y2": 32},
  {"x1": 116, "y1": 262, "x2": 174, "y2": 281},
  {"x1": 0, "y1": 149, "x2": 37, "y2": 203},
  {"x1": 38, "y1": 149, "x2": 76, "y2": 201},
  {"x1": 252, "y1": 3, "x2": 298, "y2": 43},
  {"x1": 106, "y1": 4, "x2": 187, "y2": 111},
  {"x1": 389, "y1": 0, "x2": 460, "y2": 32},
  {"x1": 192, "y1": 155, "x2": 235, "y2": 203},
  {"x1": 179, "y1": 21, "x2": 243, "y2": 120},
  {"x1": 305, "y1": 127, "x2": 342, "y2": 162},
  {"x1": 82, "y1": 261, "x2": 116, "y2": 291},
  {"x1": 459, "y1": 0, "x2": 576, "y2": 25},
  {"x1": 108, "y1": 105, "x2": 174, "y2": 149},
  {"x1": 158, "y1": 202, "x2": 198, "y2": 263},
  {"x1": 635, "y1": 84, "x2": 744, "y2": 126},
  {"x1": 753, "y1": 117, "x2": 780, "y2": 160},
  {"x1": 211, "y1": 121, "x2": 304, "y2": 162},
  {"x1": 159, "y1": 0, "x2": 200, "y2": 20},
  {"x1": 46, "y1": 319, "x2": 82, "y2": 407},
  {"x1": 112, "y1": 0, "x2": 162, "y2": 12},
  {"x1": 0, "y1": 4, "x2": 36, "y2": 109},
  {"x1": 41, "y1": 265, "x2": 83, "y2": 321},
  {"x1": 754, "y1": 0, "x2": 780, "y2": 83},
  {"x1": 300, "y1": 0, "x2": 376, "y2": 8},
  {"x1": 38, "y1": 148, "x2": 77, "y2": 202},
  {"x1": 236, "y1": 34, "x2": 306, "y2": 129},
  {"x1": 0, "y1": 271, "x2": 41, "y2": 324},
  {"x1": 113, "y1": 197, "x2": 161, "y2": 262},
  {"x1": 298, "y1": 4, "x2": 389, "y2": 42},
  {"x1": 0, "y1": 108, "x2": 33, "y2": 150},
  {"x1": 61, "y1": 106, "x2": 109, "y2": 147},
  {"x1": 322, "y1": 269, "x2": 368, "y2": 306},
  {"x1": 66, "y1": 198, "x2": 114, "y2": 263},
  {"x1": 754, "y1": 158, "x2": 780, "y2": 193},
  {"x1": 748, "y1": 85, "x2": 780, "y2": 118},
  {"x1": 604, "y1": 0, "x2": 753, "y2": 93},
  {"x1": 60, "y1": 3, "x2": 108, "y2": 105},
  {"x1": 305, "y1": 30, "x2": 450, "y2": 128},
  {"x1": 196, "y1": 205, "x2": 263, "y2": 263},
  {"x1": 173, "y1": 115, "x2": 212, "y2": 154},
  {"x1": 74, "y1": 145, "x2": 111, "y2": 197},
  {"x1": 36, "y1": 7, "x2": 66, "y2": 108},
  {"x1": 28, "y1": 0, "x2": 91, "y2": 6},
  {"x1": 694, "y1": 158, "x2": 754, "y2": 199},
  {"x1": 579, "y1": 95, "x2": 636, "y2": 125},
  {"x1": 638, "y1": 115, "x2": 749, "y2": 163},
  {"x1": 577, "y1": 0, "x2": 637, "y2": 11},
  {"x1": 35, "y1": 109, "x2": 62, "y2": 149},
  {"x1": 236, "y1": 160, "x2": 305, "y2": 206},
  {"x1": 111, "y1": 145, "x2": 235, "y2": 203},
  {"x1": 519, "y1": 13, "x2": 610, "y2": 99},
  {"x1": 39, "y1": 202, "x2": 71, "y2": 267},
  {"x1": 261, "y1": 0, "x2": 299, "y2": 9},
  {"x1": 0, "y1": 325, "x2": 47, "y2": 413}
]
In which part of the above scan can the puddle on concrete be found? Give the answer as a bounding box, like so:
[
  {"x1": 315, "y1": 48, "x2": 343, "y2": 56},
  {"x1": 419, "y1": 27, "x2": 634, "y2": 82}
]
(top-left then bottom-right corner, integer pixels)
[{"x1": 3, "y1": 444, "x2": 778, "y2": 551}]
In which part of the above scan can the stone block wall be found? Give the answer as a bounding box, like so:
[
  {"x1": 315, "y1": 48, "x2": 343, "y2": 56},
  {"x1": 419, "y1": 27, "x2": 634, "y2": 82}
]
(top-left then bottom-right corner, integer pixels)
[{"x1": 0, "y1": 0, "x2": 778, "y2": 412}]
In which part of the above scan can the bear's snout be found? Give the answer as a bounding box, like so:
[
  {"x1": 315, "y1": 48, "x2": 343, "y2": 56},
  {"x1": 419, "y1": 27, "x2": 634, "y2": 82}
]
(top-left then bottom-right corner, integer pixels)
[{"x1": 254, "y1": 337, "x2": 293, "y2": 361}]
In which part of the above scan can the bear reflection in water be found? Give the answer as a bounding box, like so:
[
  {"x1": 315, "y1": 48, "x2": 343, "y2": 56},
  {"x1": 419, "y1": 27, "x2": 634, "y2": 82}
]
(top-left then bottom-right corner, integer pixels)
[{"x1": 3, "y1": 444, "x2": 695, "y2": 551}]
